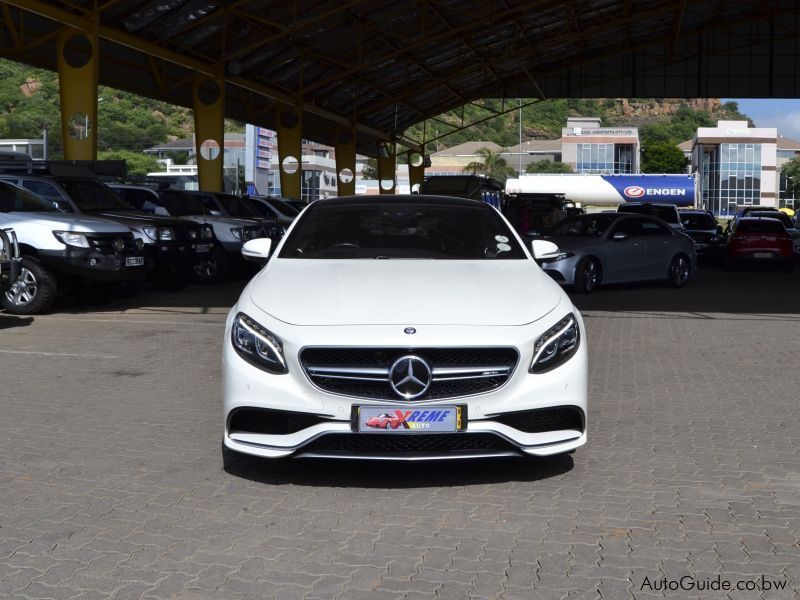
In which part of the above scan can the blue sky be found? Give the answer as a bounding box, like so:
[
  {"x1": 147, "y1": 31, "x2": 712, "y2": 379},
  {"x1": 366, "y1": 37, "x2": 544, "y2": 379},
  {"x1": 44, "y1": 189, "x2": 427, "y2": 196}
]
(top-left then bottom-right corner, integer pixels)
[{"x1": 725, "y1": 99, "x2": 800, "y2": 140}]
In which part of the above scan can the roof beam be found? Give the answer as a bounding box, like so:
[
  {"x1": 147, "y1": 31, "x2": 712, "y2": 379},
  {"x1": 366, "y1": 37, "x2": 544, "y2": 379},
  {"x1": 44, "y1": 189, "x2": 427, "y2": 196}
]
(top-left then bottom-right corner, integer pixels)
[{"x1": 1, "y1": 0, "x2": 419, "y2": 151}]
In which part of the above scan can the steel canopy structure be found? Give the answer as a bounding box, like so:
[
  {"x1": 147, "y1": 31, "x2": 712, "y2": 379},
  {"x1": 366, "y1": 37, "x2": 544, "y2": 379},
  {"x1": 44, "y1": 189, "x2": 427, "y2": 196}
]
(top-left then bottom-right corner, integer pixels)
[{"x1": 1, "y1": 1, "x2": 799, "y2": 156}]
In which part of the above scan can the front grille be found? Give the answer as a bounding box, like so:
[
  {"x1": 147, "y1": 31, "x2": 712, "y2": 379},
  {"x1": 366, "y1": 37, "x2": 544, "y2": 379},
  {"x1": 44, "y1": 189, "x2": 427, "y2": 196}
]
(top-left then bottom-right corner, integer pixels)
[
  {"x1": 298, "y1": 433, "x2": 520, "y2": 457},
  {"x1": 87, "y1": 233, "x2": 137, "y2": 254},
  {"x1": 301, "y1": 347, "x2": 518, "y2": 401},
  {"x1": 488, "y1": 406, "x2": 584, "y2": 433},
  {"x1": 228, "y1": 408, "x2": 327, "y2": 435},
  {"x1": 175, "y1": 226, "x2": 203, "y2": 242}
]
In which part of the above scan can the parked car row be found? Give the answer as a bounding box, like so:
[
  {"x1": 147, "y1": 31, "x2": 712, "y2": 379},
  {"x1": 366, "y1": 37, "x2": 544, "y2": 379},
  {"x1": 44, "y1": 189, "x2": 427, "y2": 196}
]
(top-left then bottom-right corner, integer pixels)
[{"x1": 0, "y1": 162, "x2": 297, "y2": 314}]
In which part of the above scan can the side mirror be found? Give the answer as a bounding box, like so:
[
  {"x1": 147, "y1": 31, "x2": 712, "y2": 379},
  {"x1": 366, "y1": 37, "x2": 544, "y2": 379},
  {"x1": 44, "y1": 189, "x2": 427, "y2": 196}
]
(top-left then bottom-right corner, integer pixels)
[
  {"x1": 716, "y1": 225, "x2": 723, "y2": 235},
  {"x1": 241, "y1": 238, "x2": 272, "y2": 265},
  {"x1": 52, "y1": 200, "x2": 72, "y2": 212},
  {"x1": 209, "y1": 210, "x2": 222, "y2": 217},
  {"x1": 612, "y1": 232, "x2": 628, "y2": 241},
  {"x1": 154, "y1": 206, "x2": 170, "y2": 217},
  {"x1": 531, "y1": 239, "x2": 560, "y2": 260}
]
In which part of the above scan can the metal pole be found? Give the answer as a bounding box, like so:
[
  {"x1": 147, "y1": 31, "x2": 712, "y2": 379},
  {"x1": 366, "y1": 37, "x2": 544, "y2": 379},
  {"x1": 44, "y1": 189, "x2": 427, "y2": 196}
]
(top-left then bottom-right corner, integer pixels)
[
  {"x1": 42, "y1": 127, "x2": 48, "y2": 160},
  {"x1": 518, "y1": 98, "x2": 522, "y2": 174}
]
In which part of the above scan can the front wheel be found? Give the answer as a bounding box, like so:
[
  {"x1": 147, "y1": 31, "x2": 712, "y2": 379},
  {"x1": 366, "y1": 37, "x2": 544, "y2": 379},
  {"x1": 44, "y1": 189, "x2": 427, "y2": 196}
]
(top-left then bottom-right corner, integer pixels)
[
  {"x1": 574, "y1": 257, "x2": 601, "y2": 294},
  {"x1": 667, "y1": 254, "x2": 691, "y2": 288},
  {"x1": 193, "y1": 246, "x2": 230, "y2": 284},
  {"x1": 1, "y1": 257, "x2": 58, "y2": 315}
]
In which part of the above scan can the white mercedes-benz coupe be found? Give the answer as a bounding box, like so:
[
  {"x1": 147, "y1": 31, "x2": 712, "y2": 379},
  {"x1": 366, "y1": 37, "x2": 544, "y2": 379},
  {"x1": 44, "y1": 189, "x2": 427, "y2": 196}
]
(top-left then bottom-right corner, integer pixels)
[{"x1": 222, "y1": 195, "x2": 587, "y2": 465}]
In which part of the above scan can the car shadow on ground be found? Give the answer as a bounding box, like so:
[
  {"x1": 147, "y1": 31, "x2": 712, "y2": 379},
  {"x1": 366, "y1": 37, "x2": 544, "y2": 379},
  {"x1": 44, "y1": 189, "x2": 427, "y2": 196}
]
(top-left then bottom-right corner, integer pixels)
[
  {"x1": 223, "y1": 454, "x2": 574, "y2": 488},
  {"x1": 0, "y1": 314, "x2": 33, "y2": 329},
  {"x1": 569, "y1": 261, "x2": 800, "y2": 317},
  {"x1": 39, "y1": 279, "x2": 249, "y2": 315}
]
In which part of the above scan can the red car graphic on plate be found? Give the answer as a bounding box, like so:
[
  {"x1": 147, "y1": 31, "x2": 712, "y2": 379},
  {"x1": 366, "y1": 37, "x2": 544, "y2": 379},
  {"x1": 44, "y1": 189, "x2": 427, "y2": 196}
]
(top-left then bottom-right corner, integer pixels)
[{"x1": 365, "y1": 413, "x2": 402, "y2": 429}]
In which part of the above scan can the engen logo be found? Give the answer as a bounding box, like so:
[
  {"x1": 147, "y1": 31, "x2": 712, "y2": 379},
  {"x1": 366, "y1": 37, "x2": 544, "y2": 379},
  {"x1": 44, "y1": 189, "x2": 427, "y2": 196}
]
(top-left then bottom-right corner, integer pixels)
[{"x1": 623, "y1": 185, "x2": 646, "y2": 198}]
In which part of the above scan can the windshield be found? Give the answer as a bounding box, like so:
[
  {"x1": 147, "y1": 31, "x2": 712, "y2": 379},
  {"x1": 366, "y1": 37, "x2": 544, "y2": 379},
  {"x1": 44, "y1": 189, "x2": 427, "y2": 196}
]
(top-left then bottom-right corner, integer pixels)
[
  {"x1": 618, "y1": 204, "x2": 679, "y2": 223},
  {"x1": 58, "y1": 179, "x2": 133, "y2": 211},
  {"x1": 680, "y1": 213, "x2": 717, "y2": 230},
  {"x1": 749, "y1": 212, "x2": 793, "y2": 228},
  {"x1": 737, "y1": 219, "x2": 785, "y2": 234},
  {"x1": 0, "y1": 182, "x2": 57, "y2": 212},
  {"x1": 279, "y1": 201, "x2": 526, "y2": 260},
  {"x1": 159, "y1": 190, "x2": 206, "y2": 216},
  {"x1": 217, "y1": 194, "x2": 262, "y2": 218},
  {"x1": 546, "y1": 214, "x2": 618, "y2": 237},
  {"x1": 265, "y1": 197, "x2": 300, "y2": 216}
]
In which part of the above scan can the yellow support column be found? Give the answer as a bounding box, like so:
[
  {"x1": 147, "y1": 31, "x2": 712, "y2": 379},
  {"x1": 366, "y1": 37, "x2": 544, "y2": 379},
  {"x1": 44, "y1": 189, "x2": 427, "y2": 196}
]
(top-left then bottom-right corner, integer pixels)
[
  {"x1": 334, "y1": 127, "x2": 356, "y2": 197},
  {"x1": 192, "y1": 77, "x2": 225, "y2": 192},
  {"x1": 407, "y1": 150, "x2": 426, "y2": 193},
  {"x1": 377, "y1": 141, "x2": 396, "y2": 195},
  {"x1": 56, "y1": 29, "x2": 99, "y2": 160},
  {"x1": 276, "y1": 106, "x2": 303, "y2": 200}
]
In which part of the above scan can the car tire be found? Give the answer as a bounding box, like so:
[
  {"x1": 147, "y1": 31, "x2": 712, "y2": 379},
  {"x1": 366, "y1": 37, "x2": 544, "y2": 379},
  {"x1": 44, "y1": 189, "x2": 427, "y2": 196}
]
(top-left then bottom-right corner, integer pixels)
[
  {"x1": 193, "y1": 245, "x2": 230, "y2": 284},
  {"x1": 1, "y1": 256, "x2": 58, "y2": 315},
  {"x1": 666, "y1": 254, "x2": 691, "y2": 288},
  {"x1": 574, "y1": 257, "x2": 601, "y2": 294}
]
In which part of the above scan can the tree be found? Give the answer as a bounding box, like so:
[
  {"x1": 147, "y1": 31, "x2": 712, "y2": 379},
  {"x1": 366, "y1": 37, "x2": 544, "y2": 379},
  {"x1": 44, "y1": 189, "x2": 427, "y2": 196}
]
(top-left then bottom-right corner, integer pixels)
[
  {"x1": 361, "y1": 158, "x2": 379, "y2": 180},
  {"x1": 641, "y1": 142, "x2": 688, "y2": 174},
  {"x1": 781, "y1": 156, "x2": 800, "y2": 192},
  {"x1": 463, "y1": 147, "x2": 515, "y2": 181},
  {"x1": 98, "y1": 150, "x2": 163, "y2": 178},
  {"x1": 525, "y1": 160, "x2": 573, "y2": 174}
]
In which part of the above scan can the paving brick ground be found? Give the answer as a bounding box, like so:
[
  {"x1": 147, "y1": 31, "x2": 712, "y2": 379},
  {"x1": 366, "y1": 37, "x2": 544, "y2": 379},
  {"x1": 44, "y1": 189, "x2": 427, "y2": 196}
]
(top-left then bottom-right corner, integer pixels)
[{"x1": 1, "y1": 264, "x2": 799, "y2": 599}]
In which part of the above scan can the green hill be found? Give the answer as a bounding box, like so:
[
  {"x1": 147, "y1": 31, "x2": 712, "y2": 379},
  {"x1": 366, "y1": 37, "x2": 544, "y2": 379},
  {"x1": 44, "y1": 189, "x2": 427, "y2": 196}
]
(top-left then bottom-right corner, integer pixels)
[{"x1": 0, "y1": 57, "x2": 750, "y2": 171}]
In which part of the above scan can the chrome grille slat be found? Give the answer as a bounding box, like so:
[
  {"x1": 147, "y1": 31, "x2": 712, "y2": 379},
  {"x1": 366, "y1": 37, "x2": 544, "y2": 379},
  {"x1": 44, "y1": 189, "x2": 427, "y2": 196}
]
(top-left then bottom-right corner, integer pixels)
[{"x1": 300, "y1": 347, "x2": 518, "y2": 401}]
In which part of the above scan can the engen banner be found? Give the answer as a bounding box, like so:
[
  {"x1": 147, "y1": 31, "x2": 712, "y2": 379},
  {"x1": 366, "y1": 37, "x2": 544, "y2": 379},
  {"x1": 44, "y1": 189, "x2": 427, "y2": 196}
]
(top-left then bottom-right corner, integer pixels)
[{"x1": 506, "y1": 174, "x2": 697, "y2": 207}]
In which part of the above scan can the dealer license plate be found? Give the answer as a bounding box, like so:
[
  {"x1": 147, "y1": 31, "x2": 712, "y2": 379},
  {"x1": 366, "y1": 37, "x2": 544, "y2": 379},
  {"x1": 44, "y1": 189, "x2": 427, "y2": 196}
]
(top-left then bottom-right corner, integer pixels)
[
  {"x1": 125, "y1": 256, "x2": 144, "y2": 267},
  {"x1": 195, "y1": 244, "x2": 211, "y2": 253},
  {"x1": 754, "y1": 252, "x2": 772, "y2": 258},
  {"x1": 355, "y1": 406, "x2": 463, "y2": 433}
]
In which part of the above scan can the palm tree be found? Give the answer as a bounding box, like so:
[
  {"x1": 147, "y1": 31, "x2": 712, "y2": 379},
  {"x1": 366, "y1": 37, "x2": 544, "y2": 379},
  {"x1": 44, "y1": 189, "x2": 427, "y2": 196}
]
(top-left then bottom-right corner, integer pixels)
[{"x1": 463, "y1": 147, "x2": 514, "y2": 181}]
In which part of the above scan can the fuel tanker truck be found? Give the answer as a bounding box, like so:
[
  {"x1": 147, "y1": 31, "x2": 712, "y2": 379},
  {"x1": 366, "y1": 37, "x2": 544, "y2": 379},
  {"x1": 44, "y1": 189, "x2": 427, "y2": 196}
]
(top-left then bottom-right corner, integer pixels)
[{"x1": 505, "y1": 173, "x2": 697, "y2": 208}]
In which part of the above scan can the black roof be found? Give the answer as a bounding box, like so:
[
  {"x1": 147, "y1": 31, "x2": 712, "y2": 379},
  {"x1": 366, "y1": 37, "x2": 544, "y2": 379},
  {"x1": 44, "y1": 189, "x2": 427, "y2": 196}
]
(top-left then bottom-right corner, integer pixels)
[
  {"x1": 313, "y1": 194, "x2": 487, "y2": 208},
  {"x1": 3, "y1": 1, "x2": 799, "y2": 156}
]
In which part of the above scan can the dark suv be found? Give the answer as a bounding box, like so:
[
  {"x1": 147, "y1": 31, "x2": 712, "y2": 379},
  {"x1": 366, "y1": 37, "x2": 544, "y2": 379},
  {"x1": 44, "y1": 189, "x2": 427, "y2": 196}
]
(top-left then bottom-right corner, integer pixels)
[{"x1": 678, "y1": 209, "x2": 723, "y2": 256}]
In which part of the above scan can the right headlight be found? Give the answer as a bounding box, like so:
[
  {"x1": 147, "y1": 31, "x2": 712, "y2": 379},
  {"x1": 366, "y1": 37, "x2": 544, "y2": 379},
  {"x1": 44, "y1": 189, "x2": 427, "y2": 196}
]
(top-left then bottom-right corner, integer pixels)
[
  {"x1": 53, "y1": 231, "x2": 90, "y2": 248},
  {"x1": 529, "y1": 313, "x2": 580, "y2": 373},
  {"x1": 143, "y1": 226, "x2": 157, "y2": 241},
  {"x1": 231, "y1": 313, "x2": 287, "y2": 374}
]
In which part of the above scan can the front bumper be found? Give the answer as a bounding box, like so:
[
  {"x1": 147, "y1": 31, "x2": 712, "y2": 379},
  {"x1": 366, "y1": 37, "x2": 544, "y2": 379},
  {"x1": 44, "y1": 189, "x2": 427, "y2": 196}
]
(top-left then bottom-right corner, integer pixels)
[
  {"x1": 39, "y1": 248, "x2": 145, "y2": 282},
  {"x1": 144, "y1": 241, "x2": 212, "y2": 271},
  {"x1": 222, "y1": 309, "x2": 589, "y2": 461}
]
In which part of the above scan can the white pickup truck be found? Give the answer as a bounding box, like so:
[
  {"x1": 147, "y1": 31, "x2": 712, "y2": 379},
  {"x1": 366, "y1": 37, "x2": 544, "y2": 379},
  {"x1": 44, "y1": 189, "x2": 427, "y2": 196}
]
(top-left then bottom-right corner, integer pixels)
[{"x1": 0, "y1": 180, "x2": 145, "y2": 314}]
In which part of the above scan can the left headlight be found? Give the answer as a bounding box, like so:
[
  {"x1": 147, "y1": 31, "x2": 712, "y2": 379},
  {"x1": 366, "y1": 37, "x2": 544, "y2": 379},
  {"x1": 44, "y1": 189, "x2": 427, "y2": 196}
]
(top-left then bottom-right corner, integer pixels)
[
  {"x1": 530, "y1": 313, "x2": 580, "y2": 373},
  {"x1": 538, "y1": 251, "x2": 574, "y2": 264},
  {"x1": 53, "y1": 231, "x2": 90, "y2": 248},
  {"x1": 231, "y1": 313, "x2": 288, "y2": 374}
]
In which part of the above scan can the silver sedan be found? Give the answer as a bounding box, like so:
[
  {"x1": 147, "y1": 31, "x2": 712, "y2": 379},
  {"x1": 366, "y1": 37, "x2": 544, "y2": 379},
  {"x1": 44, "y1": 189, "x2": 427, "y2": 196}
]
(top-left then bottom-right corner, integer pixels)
[{"x1": 537, "y1": 212, "x2": 697, "y2": 293}]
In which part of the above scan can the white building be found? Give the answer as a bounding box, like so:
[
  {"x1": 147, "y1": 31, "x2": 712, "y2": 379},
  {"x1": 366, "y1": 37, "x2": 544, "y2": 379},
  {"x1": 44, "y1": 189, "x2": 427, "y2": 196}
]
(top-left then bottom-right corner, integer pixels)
[{"x1": 689, "y1": 120, "x2": 783, "y2": 216}]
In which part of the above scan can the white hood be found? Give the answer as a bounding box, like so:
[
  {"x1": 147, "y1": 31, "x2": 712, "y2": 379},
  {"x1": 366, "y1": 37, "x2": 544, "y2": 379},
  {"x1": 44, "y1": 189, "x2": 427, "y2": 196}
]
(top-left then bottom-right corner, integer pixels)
[
  {"x1": 249, "y1": 259, "x2": 562, "y2": 326},
  {"x1": 0, "y1": 211, "x2": 133, "y2": 233}
]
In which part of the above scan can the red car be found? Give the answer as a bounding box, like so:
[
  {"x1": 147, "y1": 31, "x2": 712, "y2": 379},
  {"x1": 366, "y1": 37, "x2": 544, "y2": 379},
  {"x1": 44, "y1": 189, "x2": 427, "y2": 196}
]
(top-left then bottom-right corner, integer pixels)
[
  {"x1": 365, "y1": 413, "x2": 402, "y2": 429},
  {"x1": 725, "y1": 217, "x2": 796, "y2": 272}
]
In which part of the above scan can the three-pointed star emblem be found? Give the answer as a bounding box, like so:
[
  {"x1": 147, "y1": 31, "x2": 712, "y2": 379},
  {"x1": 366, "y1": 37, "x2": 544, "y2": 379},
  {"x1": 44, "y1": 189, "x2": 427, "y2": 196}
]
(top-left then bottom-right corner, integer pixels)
[{"x1": 389, "y1": 355, "x2": 432, "y2": 399}]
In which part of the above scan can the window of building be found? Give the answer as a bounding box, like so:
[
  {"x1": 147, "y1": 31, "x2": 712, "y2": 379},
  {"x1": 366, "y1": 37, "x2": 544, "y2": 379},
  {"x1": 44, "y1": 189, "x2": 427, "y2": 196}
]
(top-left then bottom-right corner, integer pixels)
[
  {"x1": 576, "y1": 143, "x2": 634, "y2": 174},
  {"x1": 699, "y1": 143, "x2": 761, "y2": 217}
]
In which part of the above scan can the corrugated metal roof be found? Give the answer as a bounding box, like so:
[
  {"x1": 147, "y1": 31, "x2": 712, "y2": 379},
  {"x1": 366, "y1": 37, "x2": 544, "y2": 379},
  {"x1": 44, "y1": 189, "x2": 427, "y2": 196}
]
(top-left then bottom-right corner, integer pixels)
[{"x1": 2, "y1": 1, "x2": 799, "y2": 156}]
